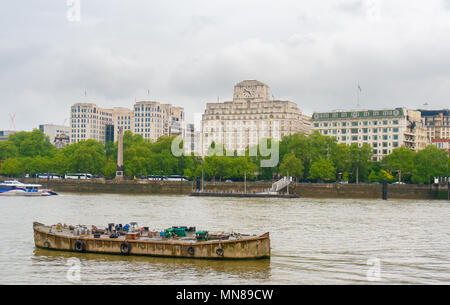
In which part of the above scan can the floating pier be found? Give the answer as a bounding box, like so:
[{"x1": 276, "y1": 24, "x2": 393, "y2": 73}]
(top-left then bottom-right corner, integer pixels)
[{"x1": 190, "y1": 191, "x2": 298, "y2": 198}]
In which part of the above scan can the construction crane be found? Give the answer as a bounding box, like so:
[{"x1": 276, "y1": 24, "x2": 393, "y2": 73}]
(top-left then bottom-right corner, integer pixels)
[{"x1": 9, "y1": 113, "x2": 16, "y2": 130}]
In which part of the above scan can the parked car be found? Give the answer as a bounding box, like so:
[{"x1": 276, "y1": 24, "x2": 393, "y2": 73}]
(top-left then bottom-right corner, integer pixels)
[
  {"x1": 393, "y1": 181, "x2": 406, "y2": 184},
  {"x1": 225, "y1": 179, "x2": 233, "y2": 183}
]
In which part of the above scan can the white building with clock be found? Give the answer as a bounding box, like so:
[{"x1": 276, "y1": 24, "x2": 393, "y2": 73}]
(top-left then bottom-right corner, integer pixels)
[{"x1": 200, "y1": 80, "x2": 311, "y2": 156}]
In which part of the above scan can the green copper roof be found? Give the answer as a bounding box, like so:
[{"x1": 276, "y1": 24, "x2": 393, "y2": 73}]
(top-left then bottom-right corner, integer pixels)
[{"x1": 312, "y1": 108, "x2": 404, "y2": 120}]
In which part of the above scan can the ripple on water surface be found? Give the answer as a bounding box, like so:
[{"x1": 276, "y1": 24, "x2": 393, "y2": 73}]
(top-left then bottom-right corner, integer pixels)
[{"x1": 0, "y1": 194, "x2": 449, "y2": 284}]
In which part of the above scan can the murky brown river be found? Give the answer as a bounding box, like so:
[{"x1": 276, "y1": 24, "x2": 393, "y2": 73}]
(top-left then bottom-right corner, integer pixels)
[{"x1": 0, "y1": 193, "x2": 449, "y2": 284}]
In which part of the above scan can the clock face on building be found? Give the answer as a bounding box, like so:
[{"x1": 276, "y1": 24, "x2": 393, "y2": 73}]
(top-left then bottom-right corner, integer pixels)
[{"x1": 241, "y1": 86, "x2": 256, "y2": 98}]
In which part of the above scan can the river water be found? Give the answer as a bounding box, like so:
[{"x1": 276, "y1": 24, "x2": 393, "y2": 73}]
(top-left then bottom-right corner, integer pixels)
[{"x1": 0, "y1": 193, "x2": 449, "y2": 284}]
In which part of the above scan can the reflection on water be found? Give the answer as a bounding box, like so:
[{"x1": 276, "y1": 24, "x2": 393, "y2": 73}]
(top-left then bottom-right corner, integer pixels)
[
  {"x1": 1, "y1": 193, "x2": 450, "y2": 284},
  {"x1": 32, "y1": 248, "x2": 271, "y2": 284}
]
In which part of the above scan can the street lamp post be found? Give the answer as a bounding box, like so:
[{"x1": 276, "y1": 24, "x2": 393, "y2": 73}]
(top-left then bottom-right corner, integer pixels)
[{"x1": 201, "y1": 158, "x2": 204, "y2": 192}]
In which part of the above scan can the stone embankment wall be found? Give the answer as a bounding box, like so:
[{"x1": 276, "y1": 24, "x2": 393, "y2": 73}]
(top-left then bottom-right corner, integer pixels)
[{"x1": 9, "y1": 178, "x2": 448, "y2": 200}]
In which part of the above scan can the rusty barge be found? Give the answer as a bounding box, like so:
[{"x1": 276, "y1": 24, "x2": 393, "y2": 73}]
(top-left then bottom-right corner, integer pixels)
[{"x1": 33, "y1": 222, "x2": 270, "y2": 260}]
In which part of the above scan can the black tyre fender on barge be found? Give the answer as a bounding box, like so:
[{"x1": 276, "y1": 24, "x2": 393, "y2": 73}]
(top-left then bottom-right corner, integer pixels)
[
  {"x1": 74, "y1": 240, "x2": 86, "y2": 252},
  {"x1": 216, "y1": 248, "x2": 224, "y2": 256},
  {"x1": 120, "y1": 242, "x2": 131, "y2": 255}
]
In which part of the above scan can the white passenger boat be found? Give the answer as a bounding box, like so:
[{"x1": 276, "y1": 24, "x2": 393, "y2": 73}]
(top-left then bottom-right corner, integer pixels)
[{"x1": 0, "y1": 180, "x2": 58, "y2": 196}]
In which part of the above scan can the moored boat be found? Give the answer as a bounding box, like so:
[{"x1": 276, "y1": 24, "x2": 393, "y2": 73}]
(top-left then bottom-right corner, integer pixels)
[
  {"x1": 0, "y1": 180, "x2": 58, "y2": 196},
  {"x1": 33, "y1": 222, "x2": 270, "y2": 259}
]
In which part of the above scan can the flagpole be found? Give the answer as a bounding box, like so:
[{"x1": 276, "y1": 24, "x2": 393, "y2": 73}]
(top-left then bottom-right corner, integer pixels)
[
  {"x1": 357, "y1": 83, "x2": 361, "y2": 108},
  {"x1": 357, "y1": 87, "x2": 359, "y2": 108}
]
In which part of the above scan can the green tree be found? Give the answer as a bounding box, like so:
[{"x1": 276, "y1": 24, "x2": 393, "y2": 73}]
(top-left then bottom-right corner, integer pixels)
[
  {"x1": 8, "y1": 129, "x2": 57, "y2": 158},
  {"x1": 125, "y1": 156, "x2": 148, "y2": 177},
  {"x1": 309, "y1": 158, "x2": 336, "y2": 182},
  {"x1": 51, "y1": 152, "x2": 69, "y2": 176},
  {"x1": 279, "y1": 152, "x2": 304, "y2": 181},
  {"x1": 101, "y1": 158, "x2": 117, "y2": 179},
  {"x1": 204, "y1": 155, "x2": 232, "y2": 181},
  {"x1": 67, "y1": 140, "x2": 106, "y2": 174},
  {"x1": 379, "y1": 169, "x2": 395, "y2": 183},
  {"x1": 0, "y1": 158, "x2": 22, "y2": 177},
  {"x1": 349, "y1": 143, "x2": 373, "y2": 183},
  {"x1": 0, "y1": 141, "x2": 18, "y2": 160},
  {"x1": 412, "y1": 145, "x2": 449, "y2": 184},
  {"x1": 368, "y1": 170, "x2": 379, "y2": 183},
  {"x1": 104, "y1": 141, "x2": 115, "y2": 158},
  {"x1": 233, "y1": 156, "x2": 258, "y2": 181},
  {"x1": 382, "y1": 147, "x2": 415, "y2": 182},
  {"x1": 330, "y1": 143, "x2": 350, "y2": 181}
]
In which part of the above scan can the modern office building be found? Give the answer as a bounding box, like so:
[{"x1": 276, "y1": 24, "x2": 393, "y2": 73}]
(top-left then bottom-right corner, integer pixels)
[
  {"x1": 112, "y1": 107, "x2": 133, "y2": 142},
  {"x1": 0, "y1": 130, "x2": 17, "y2": 142},
  {"x1": 418, "y1": 109, "x2": 450, "y2": 141},
  {"x1": 182, "y1": 123, "x2": 198, "y2": 155},
  {"x1": 70, "y1": 103, "x2": 114, "y2": 144},
  {"x1": 133, "y1": 101, "x2": 185, "y2": 141},
  {"x1": 201, "y1": 80, "x2": 311, "y2": 155},
  {"x1": 168, "y1": 106, "x2": 185, "y2": 136},
  {"x1": 432, "y1": 139, "x2": 450, "y2": 157},
  {"x1": 71, "y1": 101, "x2": 185, "y2": 144},
  {"x1": 312, "y1": 108, "x2": 429, "y2": 161},
  {"x1": 39, "y1": 124, "x2": 71, "y2": 147}
]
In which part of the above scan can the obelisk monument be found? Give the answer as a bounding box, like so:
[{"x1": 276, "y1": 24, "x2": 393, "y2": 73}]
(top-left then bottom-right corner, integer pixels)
[{"x1": 115, "y1": 127, "x2": 124, "y2": 180}]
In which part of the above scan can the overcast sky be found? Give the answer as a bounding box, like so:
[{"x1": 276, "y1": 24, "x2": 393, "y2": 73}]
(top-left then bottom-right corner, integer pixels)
[{"x1": 1, "y1": 0, "x2": 450, "y2": 130}]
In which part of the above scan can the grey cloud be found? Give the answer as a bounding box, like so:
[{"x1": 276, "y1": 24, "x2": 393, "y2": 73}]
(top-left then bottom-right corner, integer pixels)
[
  {"x1": 444, "y1": 0, "x2": 450, "y2": 10},
  {"x1": 334, "y1": 0, "x2": 364, "y2": 15},
  {"x1": 1, "y1": 0, "x2": 450, "y2": 130}
]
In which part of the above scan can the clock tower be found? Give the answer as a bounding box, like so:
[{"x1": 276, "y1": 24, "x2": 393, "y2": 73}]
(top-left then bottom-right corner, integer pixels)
[{"x1": 233, "y1": 80, "x2": 270, "y2": 102}]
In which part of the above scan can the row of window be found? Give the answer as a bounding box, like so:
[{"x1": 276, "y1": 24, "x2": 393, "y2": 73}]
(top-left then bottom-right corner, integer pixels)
[
  {"x1": 374, "y1": 149, "x2": 394, "y2": 155},
  {"x1": 71, "y1": 116, "x2": 113, "y2": 122},
  {"x1": 71, "y1": 108, "x2": 113, "y2": 117},
  {"x1": 205, "y1": 114, "x2": 289, "y2": 120},
  {"x1": 135, "y1": 106, "x2": 161, "y2": 112},
  {"x1": 336, "y1": 135, "x2": 399, "y2": 142},
  {"x1": 321, "y1": 128, "x2": 400, "y2": 135},
  {"x1": 135, "y1": 112, "x2": 162, "y2": 117},
  {"x1": 314, "y1": 120, "x2": 400, "y2": 128},
  {"x1": 135, "y1": 118, "x2": 161, "y2": 122}
]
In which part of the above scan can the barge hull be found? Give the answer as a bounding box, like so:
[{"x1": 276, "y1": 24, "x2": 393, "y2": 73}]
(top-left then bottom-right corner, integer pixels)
[{"x1": 33, "y1": 222, "x2": 270, "y2": 260}]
